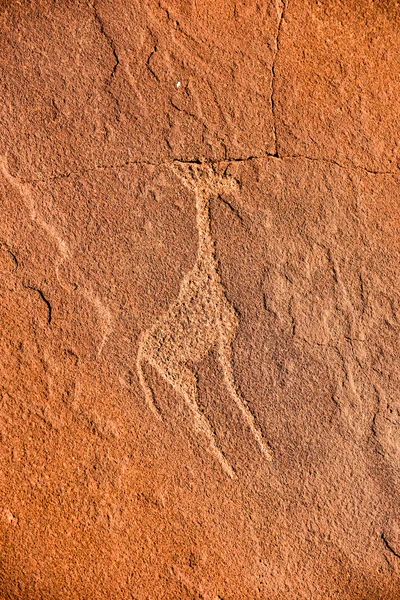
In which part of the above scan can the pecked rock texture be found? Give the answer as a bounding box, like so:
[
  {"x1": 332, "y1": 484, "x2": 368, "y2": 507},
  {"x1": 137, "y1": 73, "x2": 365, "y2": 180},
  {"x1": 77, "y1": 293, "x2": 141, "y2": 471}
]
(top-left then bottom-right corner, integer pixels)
[{"x1": 1, "y1": 0, "x2": 400, "y2": 598}]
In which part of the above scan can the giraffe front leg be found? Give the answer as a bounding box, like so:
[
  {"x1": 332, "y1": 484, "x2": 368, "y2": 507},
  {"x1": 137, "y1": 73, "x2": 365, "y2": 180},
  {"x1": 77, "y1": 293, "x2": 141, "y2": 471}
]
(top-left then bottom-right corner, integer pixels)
[
  {"x1": 163, "y1": 361, "x2": 236, "y2": 479},
  {"x1": 218, "y1": 305, "x2": 274, "y2": 462}
]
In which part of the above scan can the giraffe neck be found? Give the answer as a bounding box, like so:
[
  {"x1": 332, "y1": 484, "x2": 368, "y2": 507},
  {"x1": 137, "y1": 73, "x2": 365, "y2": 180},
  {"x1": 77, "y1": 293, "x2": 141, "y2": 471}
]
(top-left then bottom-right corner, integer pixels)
[{"x1": 195, "y1": 191, "x2": 217, "y2": 271}]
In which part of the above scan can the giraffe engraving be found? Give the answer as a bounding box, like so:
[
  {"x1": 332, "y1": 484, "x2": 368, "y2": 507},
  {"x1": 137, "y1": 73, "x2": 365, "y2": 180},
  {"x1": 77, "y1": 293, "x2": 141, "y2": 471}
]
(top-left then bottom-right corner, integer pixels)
[{"x1": 136, "y1": 163, "x2": 273, "y2": 477}]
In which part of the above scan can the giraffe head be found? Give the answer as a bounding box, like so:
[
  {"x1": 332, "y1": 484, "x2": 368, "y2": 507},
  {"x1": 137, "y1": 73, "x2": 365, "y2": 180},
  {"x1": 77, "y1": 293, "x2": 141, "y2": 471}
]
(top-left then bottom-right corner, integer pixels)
[{"x1": 170, "y1": 161, "x2": 240, "y2": 198}]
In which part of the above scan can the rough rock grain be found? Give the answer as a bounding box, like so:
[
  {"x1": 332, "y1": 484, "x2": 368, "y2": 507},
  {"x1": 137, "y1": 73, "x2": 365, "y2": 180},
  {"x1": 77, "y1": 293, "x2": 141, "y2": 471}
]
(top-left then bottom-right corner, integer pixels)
[{"x1": 1, "y1": 1, "x2": 400, "y2": 599}]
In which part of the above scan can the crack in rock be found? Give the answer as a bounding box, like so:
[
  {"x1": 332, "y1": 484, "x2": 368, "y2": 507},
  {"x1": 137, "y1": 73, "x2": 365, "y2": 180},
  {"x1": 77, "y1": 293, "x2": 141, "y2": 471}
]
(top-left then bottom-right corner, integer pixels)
[
  {"x1": 0, "y1": 241, "x2": 19, "y2": 269},
  {"x1": 34, "y1": 153, "x2": 398, "y2": 184},
  {"x1": 382, "y1": 533, "x2": 400, "y2": 560},
  {"x1": 271, "y1": 0, "x2": 288, "y2": 158},
  {"x1": 23, "y1": 284, "x2": 52, "y2": 325}
]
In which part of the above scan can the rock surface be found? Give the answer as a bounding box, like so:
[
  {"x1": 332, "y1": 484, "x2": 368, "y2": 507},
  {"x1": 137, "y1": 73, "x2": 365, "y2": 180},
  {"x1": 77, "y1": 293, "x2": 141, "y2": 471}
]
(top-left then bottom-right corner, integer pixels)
[{"x1": 1, "y1": 0, "x2": 400, "y2": 598}]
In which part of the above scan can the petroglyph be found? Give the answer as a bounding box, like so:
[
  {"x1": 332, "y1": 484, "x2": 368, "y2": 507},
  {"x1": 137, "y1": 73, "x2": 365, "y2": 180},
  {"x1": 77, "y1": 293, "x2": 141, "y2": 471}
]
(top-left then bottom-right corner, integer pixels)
[
  {"x1": 0, "y1": 155, "x2": 113, "y2": 357},
  {"x1": 83, "y1": 287, "x2": 113, "y2": 358},
  {"x1": 137, "y1": 163, "x2": 273, "y2": 478}
]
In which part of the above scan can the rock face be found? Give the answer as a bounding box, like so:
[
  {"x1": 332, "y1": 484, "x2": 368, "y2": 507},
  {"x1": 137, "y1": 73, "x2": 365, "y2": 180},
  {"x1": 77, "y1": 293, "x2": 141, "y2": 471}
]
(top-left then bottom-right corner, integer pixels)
[{"x1": 1, "y1": 0, "x2": 400, "y2": 598}]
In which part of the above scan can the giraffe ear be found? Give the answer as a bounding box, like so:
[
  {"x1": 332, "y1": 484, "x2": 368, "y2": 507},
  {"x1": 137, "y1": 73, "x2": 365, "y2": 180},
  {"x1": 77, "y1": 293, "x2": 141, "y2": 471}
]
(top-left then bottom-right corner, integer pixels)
[
  {"x1": 170, "y1": 161, "x2": 239, "y2": 195},
  {"x1": 170, "y1": 162, "x2": 202, "y2": 190}
]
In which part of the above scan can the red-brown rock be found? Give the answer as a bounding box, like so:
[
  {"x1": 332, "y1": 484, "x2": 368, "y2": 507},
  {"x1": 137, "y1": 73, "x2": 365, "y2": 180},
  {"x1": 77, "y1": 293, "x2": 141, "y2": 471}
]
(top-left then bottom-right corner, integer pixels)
[{"x1": 1, "y1": 1, "x2": 399, "y2": 598}]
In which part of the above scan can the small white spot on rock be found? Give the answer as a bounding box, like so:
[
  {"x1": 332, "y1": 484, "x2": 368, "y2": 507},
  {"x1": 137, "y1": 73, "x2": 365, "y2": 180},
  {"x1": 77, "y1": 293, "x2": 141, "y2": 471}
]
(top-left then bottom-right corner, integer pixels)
[
  {"x1": 3, "y1": 509, "x2": 15, "y2": 524},
  {"x1": 175, "y1": 81, "x2": 181, "y2": 89}
]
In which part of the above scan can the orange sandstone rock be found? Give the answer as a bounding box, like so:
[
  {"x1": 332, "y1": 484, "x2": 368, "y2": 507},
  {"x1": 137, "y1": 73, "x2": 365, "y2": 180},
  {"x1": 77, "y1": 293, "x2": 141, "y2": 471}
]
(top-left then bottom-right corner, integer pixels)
[{"x1": 0, "y1": 1, "x2": 399, "y2": 598}]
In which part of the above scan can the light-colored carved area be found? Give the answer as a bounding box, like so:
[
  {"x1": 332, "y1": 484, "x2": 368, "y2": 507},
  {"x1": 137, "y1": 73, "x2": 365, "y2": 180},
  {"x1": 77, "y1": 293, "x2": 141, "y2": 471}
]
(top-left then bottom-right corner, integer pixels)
[{"x1": 137, "y1": 163, "x2": 273, "y2": 477}]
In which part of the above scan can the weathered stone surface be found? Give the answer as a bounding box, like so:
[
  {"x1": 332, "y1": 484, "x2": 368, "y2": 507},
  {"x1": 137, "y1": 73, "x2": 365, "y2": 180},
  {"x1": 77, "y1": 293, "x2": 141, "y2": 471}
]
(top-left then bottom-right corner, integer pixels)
[
  {"x1": 275, "y1": 0, "x2": 400, "y2": 172},
  {"x1": 1, "y1": 1, "x2": 400, "y2": 598}
]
